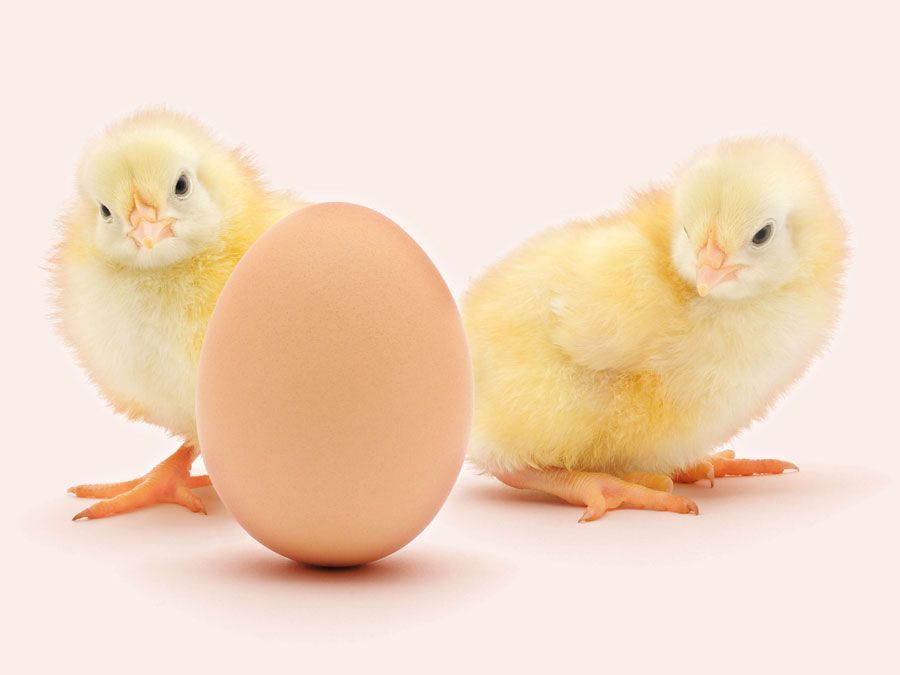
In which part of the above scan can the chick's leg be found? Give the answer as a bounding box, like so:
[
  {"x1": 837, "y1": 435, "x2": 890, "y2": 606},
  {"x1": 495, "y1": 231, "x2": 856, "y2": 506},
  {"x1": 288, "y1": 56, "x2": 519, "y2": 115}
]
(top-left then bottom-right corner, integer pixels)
[
  {"x1": 672, "y1": 449, "x2": 798, "y2": 487},
  {"x1": 68, "y1": 444, "x2": 212, "y2": 520},
  {"x1": 495, "y1": 466, "x2": 698, "y2": 522}
]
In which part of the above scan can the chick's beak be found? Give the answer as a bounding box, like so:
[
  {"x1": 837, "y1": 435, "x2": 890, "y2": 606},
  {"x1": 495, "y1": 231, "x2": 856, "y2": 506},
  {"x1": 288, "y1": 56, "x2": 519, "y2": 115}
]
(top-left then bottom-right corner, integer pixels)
[
  {"x1": 696, "y1": 237, "x2": 741, "y2": 296},
  {"x1": 129, "y1": 195, "x2": 175, "y2": 250}
]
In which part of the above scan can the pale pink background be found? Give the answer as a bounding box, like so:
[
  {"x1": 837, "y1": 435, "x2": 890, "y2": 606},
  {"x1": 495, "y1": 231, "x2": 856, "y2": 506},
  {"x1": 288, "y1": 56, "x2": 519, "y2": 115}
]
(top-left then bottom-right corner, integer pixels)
[{"x1": 2, "y1": 1, "x2": 897, "y2": 673}]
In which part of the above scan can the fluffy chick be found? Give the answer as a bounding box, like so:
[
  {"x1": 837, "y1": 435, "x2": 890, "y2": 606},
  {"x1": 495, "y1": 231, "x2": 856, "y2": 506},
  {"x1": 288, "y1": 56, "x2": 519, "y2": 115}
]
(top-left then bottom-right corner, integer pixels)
[
  {"x1": 462, "y1": 138, "x2": 846, "y2": 520},
  {"x1": 51, "y1": 109, "x2": 305, "y2": 520}
]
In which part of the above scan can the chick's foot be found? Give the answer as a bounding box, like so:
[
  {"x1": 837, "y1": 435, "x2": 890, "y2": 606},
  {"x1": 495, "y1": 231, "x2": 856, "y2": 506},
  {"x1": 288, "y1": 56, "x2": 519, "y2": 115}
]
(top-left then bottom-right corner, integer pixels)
[
  {"x1": 495, "y1": 466, "x2": 698, "y2": 522},
  {"x1": 672, "y1": 449, "x2": 798, "y2": 487},
  {"x1": 68, "y1": 444, "x2": 212, "y2": 520}
]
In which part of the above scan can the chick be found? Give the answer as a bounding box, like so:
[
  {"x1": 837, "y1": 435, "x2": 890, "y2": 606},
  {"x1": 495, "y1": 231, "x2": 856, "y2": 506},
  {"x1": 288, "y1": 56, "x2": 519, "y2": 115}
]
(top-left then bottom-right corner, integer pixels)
[
  {"x1": 51, "y1": 109, "x2": 305, "y2": 520},
  {"x1": 462, "y1": 138, "x2": 846, "y2": 520}
]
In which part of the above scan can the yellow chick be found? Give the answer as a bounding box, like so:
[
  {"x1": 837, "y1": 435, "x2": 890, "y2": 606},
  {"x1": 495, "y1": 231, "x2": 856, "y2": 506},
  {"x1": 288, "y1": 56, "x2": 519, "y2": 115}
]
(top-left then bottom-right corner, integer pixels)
[
  {"x1": 462, "y1": 138, "x2": 847, "y2": 520},
  {"x1": 51, "y1": 109, "x2": 305, "y2": 520}
]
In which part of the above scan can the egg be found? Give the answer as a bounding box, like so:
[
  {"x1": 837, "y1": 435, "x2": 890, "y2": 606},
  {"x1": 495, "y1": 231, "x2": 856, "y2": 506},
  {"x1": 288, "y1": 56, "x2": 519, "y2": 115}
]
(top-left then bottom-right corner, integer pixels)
[{"x1": 196, "y1": 203, "x2": 472, "y2": 567}]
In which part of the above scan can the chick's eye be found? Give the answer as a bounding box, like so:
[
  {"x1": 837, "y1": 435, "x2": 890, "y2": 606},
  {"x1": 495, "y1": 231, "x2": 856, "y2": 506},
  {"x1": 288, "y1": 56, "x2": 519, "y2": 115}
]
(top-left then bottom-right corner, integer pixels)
[
  {"x1": 752, "y1": 221, "x2": 774, "y2": 246},
  {"x1": 174, "y1": 173, "x2": 191, "y2": 197},
  {"x1": 99, "y1": 204, "x2": 112, "y2": 221}
]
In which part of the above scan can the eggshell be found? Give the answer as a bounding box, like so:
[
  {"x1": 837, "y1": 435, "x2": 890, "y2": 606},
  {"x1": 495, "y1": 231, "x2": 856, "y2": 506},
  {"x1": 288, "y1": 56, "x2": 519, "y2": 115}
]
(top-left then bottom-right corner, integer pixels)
[{"x1": 196, "y1": 203, "x2": 472, "y2": 567}]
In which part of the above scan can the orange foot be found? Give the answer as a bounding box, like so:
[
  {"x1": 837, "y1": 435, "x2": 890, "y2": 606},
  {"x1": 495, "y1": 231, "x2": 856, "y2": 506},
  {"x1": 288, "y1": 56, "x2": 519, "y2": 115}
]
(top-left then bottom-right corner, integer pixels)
[
  {"x1": 672, "y1": 449, "x2": 798, "y2": 487},
  {"x1": 495, "y1": 466, "x2": 698, "y2": 522},
  {"x1": 68, "y1": 444, "x2": 212, "y2": 521}
]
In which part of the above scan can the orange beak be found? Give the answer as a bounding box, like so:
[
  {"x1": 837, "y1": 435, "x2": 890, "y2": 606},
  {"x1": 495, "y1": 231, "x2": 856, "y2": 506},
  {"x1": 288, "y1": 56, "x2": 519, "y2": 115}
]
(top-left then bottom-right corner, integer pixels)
[
  {"x1": 129, "y1": 194, "x2": 175, "y2": 250},
  {"x1": 696, "y1": 237, "x2": 742, "y2": 296}
]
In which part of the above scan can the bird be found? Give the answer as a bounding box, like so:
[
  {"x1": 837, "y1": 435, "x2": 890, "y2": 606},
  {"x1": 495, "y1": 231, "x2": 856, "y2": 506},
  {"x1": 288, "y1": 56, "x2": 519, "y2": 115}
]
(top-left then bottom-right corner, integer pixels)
[
  {"x1": 461, "y1": 138, "x2": 847, "y2": 521},
  {"x1": 50, "y1": 109, "x2": 306, "y2": 520}
]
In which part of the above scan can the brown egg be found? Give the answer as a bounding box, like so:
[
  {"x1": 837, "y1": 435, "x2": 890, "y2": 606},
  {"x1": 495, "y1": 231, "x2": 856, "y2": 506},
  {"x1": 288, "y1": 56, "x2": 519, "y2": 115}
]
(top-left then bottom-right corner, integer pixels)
[{"x1": 196, "y1": 203, "x2": 472, "y2": 567}]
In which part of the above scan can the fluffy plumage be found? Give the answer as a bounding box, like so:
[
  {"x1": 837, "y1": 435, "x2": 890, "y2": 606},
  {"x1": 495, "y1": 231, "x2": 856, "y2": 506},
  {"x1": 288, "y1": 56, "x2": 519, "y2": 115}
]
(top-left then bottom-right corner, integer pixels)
[
  {"x1": 52, "y1": 109, "x2": 304, "y2": 451},
  {"x1": 462, "y1": 138, "x2": 846, "y2": 479}
]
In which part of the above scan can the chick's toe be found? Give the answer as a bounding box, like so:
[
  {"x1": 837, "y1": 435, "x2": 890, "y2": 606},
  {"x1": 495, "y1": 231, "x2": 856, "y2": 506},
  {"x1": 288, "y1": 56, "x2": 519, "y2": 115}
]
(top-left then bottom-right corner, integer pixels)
[{"x1": 673, "y1": 449, "x2": 798, "y2": 486}]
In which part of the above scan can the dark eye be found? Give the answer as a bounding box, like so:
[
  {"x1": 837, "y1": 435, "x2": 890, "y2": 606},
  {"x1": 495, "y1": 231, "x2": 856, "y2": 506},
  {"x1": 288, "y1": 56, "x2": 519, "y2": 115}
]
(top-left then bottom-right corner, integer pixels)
[
  {"x1": 174, "y1": 173, "x2": 191, "y2": 197},
  {"x1": 752, "y1": 221, "x2": 774, "y2": 246},
  {"x1": 99, "y1": 203, "x2": 112, "y2": 221}
]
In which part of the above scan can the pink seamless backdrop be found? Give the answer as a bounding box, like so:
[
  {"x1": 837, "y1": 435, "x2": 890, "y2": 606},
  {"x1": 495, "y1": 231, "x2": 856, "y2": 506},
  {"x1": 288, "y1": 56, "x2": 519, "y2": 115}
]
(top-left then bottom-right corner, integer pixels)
[{"x1": 2, "y1": 1, "x2": 897, "y2": 673}]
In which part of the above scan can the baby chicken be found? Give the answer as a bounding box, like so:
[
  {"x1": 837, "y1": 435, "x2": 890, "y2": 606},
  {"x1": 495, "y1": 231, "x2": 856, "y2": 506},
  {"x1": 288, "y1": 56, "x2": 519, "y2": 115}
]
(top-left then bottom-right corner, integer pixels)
[
  {"x1": 51, "y1": 109, "x2": 305, "y2": 520},
  {"x1": 462, "y1": 138, "x2": 846, "y2": 520}
]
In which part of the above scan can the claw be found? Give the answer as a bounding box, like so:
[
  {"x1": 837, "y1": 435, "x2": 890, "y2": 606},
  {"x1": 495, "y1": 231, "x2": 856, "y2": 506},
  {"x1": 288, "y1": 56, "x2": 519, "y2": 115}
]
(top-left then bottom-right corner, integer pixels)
[
  {"x1": 672, "y1": 460, "x2": 716, "y2": 486},
  {"x1": 579, "y1": 500, "x2": 607, "y2": 522}
]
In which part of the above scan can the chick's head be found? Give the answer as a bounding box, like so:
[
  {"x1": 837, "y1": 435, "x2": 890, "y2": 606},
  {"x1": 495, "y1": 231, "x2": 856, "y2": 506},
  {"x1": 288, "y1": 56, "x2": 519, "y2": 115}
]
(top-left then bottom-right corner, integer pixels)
[
  {"x1": 76, "y1": 110, "x2": 250, "y2": 270},
  {"x1": 671, "y1": 138, "x2": 845, "y2": 300}
]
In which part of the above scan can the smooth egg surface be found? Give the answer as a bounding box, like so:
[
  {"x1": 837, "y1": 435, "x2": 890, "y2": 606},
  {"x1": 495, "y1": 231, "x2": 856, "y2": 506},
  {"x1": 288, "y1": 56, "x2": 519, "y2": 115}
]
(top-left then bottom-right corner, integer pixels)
[{"x1": 197, "y1": 203, "x2": 472, "y2": 566}]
